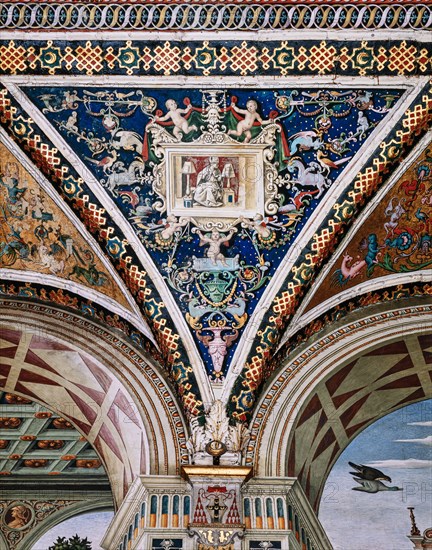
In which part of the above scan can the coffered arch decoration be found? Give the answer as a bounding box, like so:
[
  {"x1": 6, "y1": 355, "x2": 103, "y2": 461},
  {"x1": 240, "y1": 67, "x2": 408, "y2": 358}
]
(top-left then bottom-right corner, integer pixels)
[
  {"x1": 0, "y1": 391, "x2": 113, "y2": 549},
  {"x1": 249, "y1": 298, "x2": 432, "y2": 511},
  {"x1": 0, "y1": 299, "x2": 189, "y2": 505}
]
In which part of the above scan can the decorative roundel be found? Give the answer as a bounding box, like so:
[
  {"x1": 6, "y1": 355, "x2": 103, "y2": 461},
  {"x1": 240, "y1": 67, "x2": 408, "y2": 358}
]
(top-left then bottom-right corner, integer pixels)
[
  {"x1": 424, "y1": 528, "x2": 432, "y2": 540},
  {"x1": 3, "y1": 502, "x2": 34, "y2": 531}
]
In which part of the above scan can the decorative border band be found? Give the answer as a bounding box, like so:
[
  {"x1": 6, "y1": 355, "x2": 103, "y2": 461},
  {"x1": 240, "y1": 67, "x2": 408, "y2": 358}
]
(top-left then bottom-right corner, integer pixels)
[
  {"x1": 0, "y1": 279, "x2": 157, "y2": 358},
  {"x1": 276, "y1": 281, "x2": 432, "y2": 366},
  {"x1": 0, "y1": 39, "x2": 430, "y2": 77},
  {"x1": 1, "y1": 4, "x2": 431, "y2": 31}
]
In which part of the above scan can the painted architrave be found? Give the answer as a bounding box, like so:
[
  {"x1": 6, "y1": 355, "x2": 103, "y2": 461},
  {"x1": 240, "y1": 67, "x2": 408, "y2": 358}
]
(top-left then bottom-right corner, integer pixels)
[{"x1": 0, "y1": 4, "x2": 429, "y2": 32}]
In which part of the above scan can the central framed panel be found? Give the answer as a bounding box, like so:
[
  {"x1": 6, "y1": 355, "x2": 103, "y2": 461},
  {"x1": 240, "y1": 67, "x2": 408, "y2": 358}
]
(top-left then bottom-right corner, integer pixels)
[{"x1": 165, "y1": 145, "x2": 265, "y2": 220}]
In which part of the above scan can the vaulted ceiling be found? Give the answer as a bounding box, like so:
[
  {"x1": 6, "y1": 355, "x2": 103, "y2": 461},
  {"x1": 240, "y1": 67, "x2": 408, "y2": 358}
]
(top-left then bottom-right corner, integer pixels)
[{"x1": 1, "y1": 5, "x2": 431, "y2": 435}]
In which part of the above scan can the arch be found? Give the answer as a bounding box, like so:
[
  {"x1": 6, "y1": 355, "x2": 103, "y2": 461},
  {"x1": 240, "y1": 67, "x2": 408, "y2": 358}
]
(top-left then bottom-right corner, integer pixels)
[
  {"x1": 19, "y1": 500, "x2": 113, "y2": 550},
  {"x1": 250, "y1": 299, "x2": 432, "y2": 511},
  {"x1": 0, "y1": 299, "x2": 189, "y2": 505}
]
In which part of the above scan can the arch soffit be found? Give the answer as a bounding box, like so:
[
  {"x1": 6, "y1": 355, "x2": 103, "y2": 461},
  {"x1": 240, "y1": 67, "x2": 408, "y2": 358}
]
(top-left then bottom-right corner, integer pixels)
[
  {"x1": 0, "y1": 300, "x2": 189, "y2": 500},
  {"x1": 20, "y1": 499, "x2": 114, "y2": 550},
  {"x1": 249, "y1": 299, "x2": 432, "y2": 482}
]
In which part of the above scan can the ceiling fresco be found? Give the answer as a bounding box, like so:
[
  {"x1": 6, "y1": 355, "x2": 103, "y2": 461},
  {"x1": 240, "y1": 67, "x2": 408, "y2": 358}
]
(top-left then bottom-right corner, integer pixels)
[
  {"x1": 305, "y1": 142, "x2": 432, "y2": 315},
  {"x1": 0, "y1": 141, "x2": 132, "y2": 311},
  {"x1": 21, "y1": 85, "x2": 402, "y2": 382},
  {"x1": 0, "y1": 29, "x2": 431, "y2": 424}
]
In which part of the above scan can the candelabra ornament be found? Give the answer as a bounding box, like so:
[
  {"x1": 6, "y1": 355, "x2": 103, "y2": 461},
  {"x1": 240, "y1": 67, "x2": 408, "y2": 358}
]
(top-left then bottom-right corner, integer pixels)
[
  {"x1": 222, "y1": 163, "x2": 235, "y2": 188},
  {"x1": 408, "y1": 507, "x2": 421, "y2": 536},
  {"x1": 181, "y1": 160, "x2": 196, "y2": 207},
  {"x1": 201, "y1": 89, "x2": 227, "y2": 136},
  {"x1": 182, "y1": 412, "x2": 252, "y2": 549},
  {"x1": 205, "y1": 439, "x2": 227, "y2": 466},
  {"x1": 222, "y1": 162, "x2": 236, "y2": 205}
]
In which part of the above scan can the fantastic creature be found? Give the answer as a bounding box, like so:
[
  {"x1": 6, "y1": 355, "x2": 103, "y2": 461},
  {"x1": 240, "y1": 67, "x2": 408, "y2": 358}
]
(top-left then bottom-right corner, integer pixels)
[
  {"x1": 39, "y1": 90, "x2": 80, "y2": 113},
  {"x1": 399, "y1": 170, "x2": 427, "y2": 212},
  {"x1": 278, "y1": 190, "x2": 317, "y2": 213},
  {"x1": 351, "y1": 90, "x2": 374, "y2": 110},
  {"x1": 332, "y1": 234, "x2": 381, "y2": 285},
  {"x1": 134, "y1": 199, "x2": 154, "y2": 219},
  {"x1": 421, "y1": 192, "x2": 432, "y2": 206},
  {"x1": 153, "y1": 215, "x2": 190, "y2": 248},
  {"x1": 35, "y1": 242, "x2": 65, "y2": 275},
  {"x1": 288, "y1": 130, "x2": 324, "y2": 155},
  {"x1": 70, "y1": 263, "x2": 107, "y2": 286},
  {"x1": 385, "y1": 231, "x2": 413, "y2": 251},
  {"x1": 0, "y1": 228, "x2": 30, "y2": 266},
  {"x1": 240, "y1": 214, "x2": 276, "y2": 241},
  {"x1": 85, "y1": 150, "x2": 118, "y2": 174},
  {"x1": 228, "y1": 99, "x2": 270, "y2": 143},
  {"x1": 62, "y1": 90, "x2": 80, "y2": 109},
  {"x1": 111, "y1": 129, "x2": 143, "y2": 153},
  {"x1": 287, "y1": 158, "x2": 329, "y2": 197},
  {"x1": 155, "y1": 99, "x2": 197, "y2": 140},
  {"x1": 339, "y1": 253, "x2": 367, "y2": 281},
  {"x1": 415, "y1": 207, "x2": 428, "y2": 223},
  {"x1": 316, "y1": 150, "x2": 352, "y2": 176},
  {"x1": 65, "y1": 111, "x2": 79, "y2": 133},
  {"x1": 196, "y1": 327, "x2": 238, "y2": 379},
  {"x1": 418, "y1": 234, "x2": 432, "y2": 259},
  {"x1": 348, "y1": 462, "x2": 392, "y2": 482},
  {"x1": 0, "y1": 162, "x2": 27, "y2": 205},
  {"x1": 384, "y1": 197, "x2": 406, "y2": 234},
  {"x1": 38, "y1": 94, "x2": 64, "y2": 113},
  {"x1": 356, "y1": 111, "x2": 370, "y2": 139},
  {"x1": 101, "y1": 159, "x2": 144, "y2": 194}
]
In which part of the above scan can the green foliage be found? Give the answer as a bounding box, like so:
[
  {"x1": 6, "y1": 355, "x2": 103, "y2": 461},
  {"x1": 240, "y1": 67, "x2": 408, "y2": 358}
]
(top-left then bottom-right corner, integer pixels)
[
  {"x1": 48, "y1": 534, "x2": 92, "y2": 550},
  {"x1": 376, "y1": 252, "x2": 396, "y2": 273}
]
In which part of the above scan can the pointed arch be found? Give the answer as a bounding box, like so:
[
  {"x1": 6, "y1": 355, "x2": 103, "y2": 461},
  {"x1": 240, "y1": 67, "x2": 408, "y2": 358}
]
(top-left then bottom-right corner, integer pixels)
[
  {"x1": 0, "y1": 298, "x2": 189, "y2": 505},
  {"x1": 250, "y1": 298, "x2": 432, "y2": 510}
]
